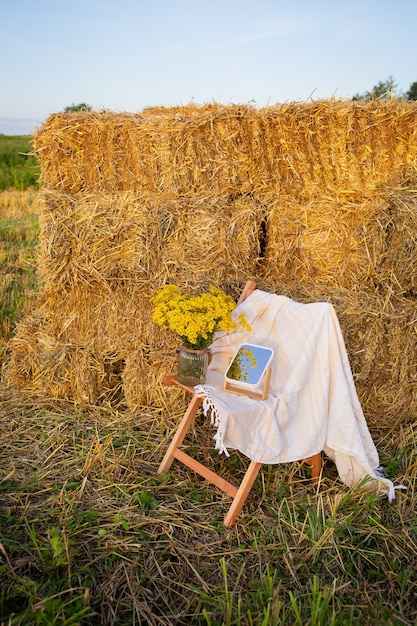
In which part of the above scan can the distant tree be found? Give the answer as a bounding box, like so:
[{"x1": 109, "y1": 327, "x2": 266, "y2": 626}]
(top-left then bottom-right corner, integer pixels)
[
  {"x1": 352, "y1": 76, "x2": 398, "y2": 101},
  {"x1": 63, "y1": 103, "x2": 92, "y2": 113},
  {"x1": 405, "y1": 82, "x2": 417, "y2": 101}
]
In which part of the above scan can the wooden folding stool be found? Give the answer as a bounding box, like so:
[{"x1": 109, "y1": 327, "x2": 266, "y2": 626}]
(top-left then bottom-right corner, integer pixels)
[{"x1": 158, "y1": 280, "x2": 322, "y2": 527}]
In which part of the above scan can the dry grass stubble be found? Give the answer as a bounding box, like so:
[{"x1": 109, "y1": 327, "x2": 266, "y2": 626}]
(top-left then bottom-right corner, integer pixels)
[{"x1": 0, "y1": 387, "x2": 416, "y2": 625}]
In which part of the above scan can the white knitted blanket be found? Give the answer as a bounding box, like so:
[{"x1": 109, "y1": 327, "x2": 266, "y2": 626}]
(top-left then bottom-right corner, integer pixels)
[{"x1": 195, "y1": 289, "x2": 403, "y2": 501}]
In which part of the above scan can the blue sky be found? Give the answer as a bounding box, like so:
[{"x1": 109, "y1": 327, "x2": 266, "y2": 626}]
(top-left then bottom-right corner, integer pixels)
[{"x1": 1, "y1": 0, "x2": 416, "y2": 134}]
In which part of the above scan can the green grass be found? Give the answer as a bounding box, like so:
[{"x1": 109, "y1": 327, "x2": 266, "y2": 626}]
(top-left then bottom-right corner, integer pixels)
[
  {"x1": 0, "y1": 401, "x2": 415, "y2": 625},
  {"x1": 0, "y1": 134, "x2": 40, "y2": 355},
  {"x1": 0, "y1": 190, "x2": 40, "y2": 362},
  {"x1": 0, "y1": 134, "x2": 40, "y2": 191},
  {"x1": 0, "y1": 186, "x2": 416, "y2": 625}
]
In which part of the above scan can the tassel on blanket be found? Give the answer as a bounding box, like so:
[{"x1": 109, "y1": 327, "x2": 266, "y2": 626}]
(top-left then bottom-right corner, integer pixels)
[
  {"x1": 375, "y1": 467, "x2": 406, "y2": 502},
  {"x1": 194, "y1": 385, "x2": 230, "y2": 456},
  {"x1": 194, "y1": 388, "x2": 406, "y2": 502}
]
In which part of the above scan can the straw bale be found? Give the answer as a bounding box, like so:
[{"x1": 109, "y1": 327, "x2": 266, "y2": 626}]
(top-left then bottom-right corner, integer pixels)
[
  {"x1": 155, "y1": 193, "x2": 262, "y2": 285},
  {"x1": 6, "y1": 320, "x2": 126, "y2": 407},
  {"x1": 258, "y1": 100, "x2": 417, "y2": 197},
  {"x1": 7, "y1": 282, "x2": 157, "y2": 355},
  {"x1": 261, "y1": 193, "x2": 392, "y2": 290},
  {"x1": 380, "y1": 189, "x2": 417, "y2": 294},
  {"x1": 5, "y1": 283, "x2": 190, "y2": 408},
  {"x1": 340, "y1": 292, "x2": 417, "y2": 427},
  {"x1": 36, "y1": 189, "x2": 261, "y2": 292},
  {"x1": 5, "y1": 311, "x2": 95, "y2": 404},
  {"x1": 33, "y1": 100, "x2": 417, "y2": 197},
  {"x1": 42, "y1": 286, "x2": 152, "y2": 352},
  {"x1": 122, "y1": 344, "x2": 179, "y2": 408},
  {"x1": 36, "y1": 190, "x2": 158, "y2": 292}
]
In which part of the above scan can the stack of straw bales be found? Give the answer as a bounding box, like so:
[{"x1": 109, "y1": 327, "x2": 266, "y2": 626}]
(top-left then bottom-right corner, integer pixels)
[{"x1": 6, "y1": 100, "x2": 417, "y2": 428}]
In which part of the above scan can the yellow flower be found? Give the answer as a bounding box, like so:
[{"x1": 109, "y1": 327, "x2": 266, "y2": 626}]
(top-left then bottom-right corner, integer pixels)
[{"x1": 152, "y1": 284, "x2": 250, "y2": 349}]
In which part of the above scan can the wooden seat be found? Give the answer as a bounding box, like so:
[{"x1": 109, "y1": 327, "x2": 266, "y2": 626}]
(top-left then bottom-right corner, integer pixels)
[{"x1": 157, "y1": 280, "x2": 322, "y2": 527}]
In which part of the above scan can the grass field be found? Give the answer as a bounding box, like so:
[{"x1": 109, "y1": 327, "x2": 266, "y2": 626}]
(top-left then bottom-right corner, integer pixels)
[
  {"x1": 0, "y1": 180, "x2": 416, "y2": 623},
  {"x1": 0, "y1": 135, "x2": 40, "y2": 191},
  {"x1": 0, "y1": 189, "x2": 39, "y2": 364}
]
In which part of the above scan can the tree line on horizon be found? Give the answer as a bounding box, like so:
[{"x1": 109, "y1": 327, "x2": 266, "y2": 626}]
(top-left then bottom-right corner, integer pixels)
[
  {"x1": 62, "y1": 78, "x2": 417, "y2": 115},
  {"x1": 352, "y1": 76, "x2": 417, "y2": 101}
]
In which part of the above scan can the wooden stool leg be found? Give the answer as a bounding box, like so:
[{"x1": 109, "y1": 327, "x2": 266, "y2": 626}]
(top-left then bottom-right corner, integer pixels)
[
  {"x1": 304, "y1": 452, "x2": 322, "y2": 488},
  {"x1": 223, "y1": 461, "x2": 262, "y2": 527},
  {"x1": 158, "y1": 395, "x2": 203, "y2": 473}
]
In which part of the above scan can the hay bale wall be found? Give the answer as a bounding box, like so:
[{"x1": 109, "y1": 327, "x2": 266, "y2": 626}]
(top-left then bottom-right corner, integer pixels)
[{"x1": 6, "y1": 100, "x2": 417, "y2": 427}]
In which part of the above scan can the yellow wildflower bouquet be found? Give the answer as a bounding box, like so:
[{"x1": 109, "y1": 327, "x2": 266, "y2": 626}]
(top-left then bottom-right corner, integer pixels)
[{"x1": 152, "y1": 284, "x2": 250, "y2": 350}]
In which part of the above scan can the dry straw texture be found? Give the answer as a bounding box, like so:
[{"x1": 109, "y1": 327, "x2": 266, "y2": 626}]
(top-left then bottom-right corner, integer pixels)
[
  {"x1": 6, "y1": 100, "x2": 417, "y2": 428},
  {"x1": 1, "y1": 387, "x2": 415, "y2": 624},
  {"x1": 34, "y1": 100, "x2": 417, "y2": 197}
]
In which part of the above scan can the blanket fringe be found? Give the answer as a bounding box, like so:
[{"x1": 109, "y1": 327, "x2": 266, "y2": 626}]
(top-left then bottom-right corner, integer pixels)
[
  {"x1": 194, "y1": 385, "x2": 229, "y2": 456},
  {"x1": 193, "y1": 387, "x2": 407, "y2": 503},
  {"x1": 375, "y1": 466, "x2": 407, "y2": 502}
]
